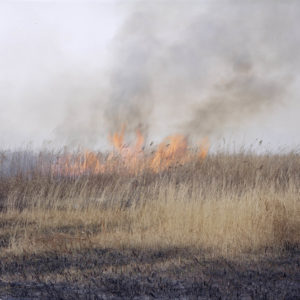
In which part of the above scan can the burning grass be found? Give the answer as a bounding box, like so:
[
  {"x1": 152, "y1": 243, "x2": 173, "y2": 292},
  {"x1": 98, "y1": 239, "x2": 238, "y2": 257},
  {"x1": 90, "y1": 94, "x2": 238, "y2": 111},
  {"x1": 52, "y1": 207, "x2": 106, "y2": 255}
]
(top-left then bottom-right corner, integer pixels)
[
  {"x1": 0, "y1": 144, "x2": 299, "y2": 258},
  {"x1": 0, "y1": 143, "x2": 299, "y2": 298}
]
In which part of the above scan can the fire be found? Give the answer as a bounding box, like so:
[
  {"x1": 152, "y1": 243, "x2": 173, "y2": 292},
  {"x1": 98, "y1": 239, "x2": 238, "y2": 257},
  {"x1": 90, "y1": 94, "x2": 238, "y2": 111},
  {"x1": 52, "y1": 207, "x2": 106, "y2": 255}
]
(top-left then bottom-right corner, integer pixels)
[
  {"x1": 107, "y1": 126, "x2": 145, "y2": 174},
  {"x1": 51, "y1": 150, "x2": 104, "y2": 176},
  {"x1": 109, "y1": 126, "x2": 144, "y2": 157},
  {"x1": 50, "y1": 127, "x2": 209, "y2": 176},
  {"x1": 198, "y1": 137, "x2": 210, "y2": 160},
  {"x1": 150, "y1": 135, "x2": 188, "y2": 172},
  {"x1": 109, "y1": 125, "x2": 125, "y2": 152}
]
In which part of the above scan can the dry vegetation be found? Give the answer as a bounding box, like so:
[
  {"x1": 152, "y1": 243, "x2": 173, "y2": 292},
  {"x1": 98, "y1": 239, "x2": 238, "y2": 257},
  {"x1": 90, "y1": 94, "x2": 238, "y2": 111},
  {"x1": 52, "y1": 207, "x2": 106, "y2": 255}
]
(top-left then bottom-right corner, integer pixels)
[
  {"x1": 0, "y1": 149, "x2": 299, "y2": 256},
  {"x1": 0, "y1": 149, "x2": 299, "y2": 298}
]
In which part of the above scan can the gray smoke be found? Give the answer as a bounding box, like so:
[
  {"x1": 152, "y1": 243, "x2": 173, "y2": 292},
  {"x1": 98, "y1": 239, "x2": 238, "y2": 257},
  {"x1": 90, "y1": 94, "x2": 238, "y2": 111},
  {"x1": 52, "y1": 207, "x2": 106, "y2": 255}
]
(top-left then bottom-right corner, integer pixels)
[
  {"x1": 104, "y1": 10, "x2": 158, "y2": 135},
  {"x1": 103, "y1": 1, "x2": 300, "y2": 140},
  {"x1": 1, "y1": 1, "x2": 299, "y2": 148}
]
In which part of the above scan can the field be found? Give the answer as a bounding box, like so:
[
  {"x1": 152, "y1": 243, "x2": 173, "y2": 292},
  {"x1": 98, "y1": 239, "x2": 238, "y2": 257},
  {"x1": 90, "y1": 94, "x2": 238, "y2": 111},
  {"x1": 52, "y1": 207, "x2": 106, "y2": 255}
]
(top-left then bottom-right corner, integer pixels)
[{"x1": 0, "y1": 147, "x2": 299, "y2": 299}]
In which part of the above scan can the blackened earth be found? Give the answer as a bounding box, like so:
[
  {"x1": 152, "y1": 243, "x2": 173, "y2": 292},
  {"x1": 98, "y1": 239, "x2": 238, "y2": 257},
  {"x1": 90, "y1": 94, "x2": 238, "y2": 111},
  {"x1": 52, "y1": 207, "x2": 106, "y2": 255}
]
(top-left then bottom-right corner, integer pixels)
[{"x1": 0, "y1": 247, "x2": 299, "y2": 300}]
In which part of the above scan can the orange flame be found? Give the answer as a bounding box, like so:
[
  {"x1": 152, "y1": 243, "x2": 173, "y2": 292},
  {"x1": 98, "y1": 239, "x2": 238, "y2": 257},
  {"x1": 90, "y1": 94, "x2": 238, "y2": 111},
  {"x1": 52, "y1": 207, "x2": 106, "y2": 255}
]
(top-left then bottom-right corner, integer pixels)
[
  {"x1": 51, "y1": 126, "x2": 209, "y2": 176},
  {"x1": 110, "y1": 124, "x2": 125, "y2": 152},
  {"x1": 51, "y1": 150, "x2": 104, "y2": 176},
  {"x1": 150, "y1": 135, "x2": 188, "y2": 172},
  {"x1": 198, "y1": 137, "x2": 210, "y2": 160}
]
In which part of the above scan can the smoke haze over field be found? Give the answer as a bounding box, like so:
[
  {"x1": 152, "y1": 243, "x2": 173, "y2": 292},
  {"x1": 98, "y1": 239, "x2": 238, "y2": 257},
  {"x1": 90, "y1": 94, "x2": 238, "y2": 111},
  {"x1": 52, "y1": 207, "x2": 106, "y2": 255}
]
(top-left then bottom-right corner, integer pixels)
[{"x1": 0, "y1": 1, "x2": 300, "y2": 150}]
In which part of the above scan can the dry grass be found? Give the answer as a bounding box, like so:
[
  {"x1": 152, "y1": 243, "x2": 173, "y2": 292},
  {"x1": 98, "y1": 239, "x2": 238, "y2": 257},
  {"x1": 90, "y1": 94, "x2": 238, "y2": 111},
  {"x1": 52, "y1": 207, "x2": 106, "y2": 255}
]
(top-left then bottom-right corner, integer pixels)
[{"x1": 0, "y1": 150, "x2": 299, "y2": 258}]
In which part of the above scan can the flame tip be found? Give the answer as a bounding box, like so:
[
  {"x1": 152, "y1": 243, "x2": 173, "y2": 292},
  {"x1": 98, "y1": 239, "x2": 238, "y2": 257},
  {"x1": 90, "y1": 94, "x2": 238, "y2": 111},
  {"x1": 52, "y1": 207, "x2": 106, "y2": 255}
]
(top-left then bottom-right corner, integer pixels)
[{"x1": 52, "y1": 127, "x2": 209, "y2": 176}]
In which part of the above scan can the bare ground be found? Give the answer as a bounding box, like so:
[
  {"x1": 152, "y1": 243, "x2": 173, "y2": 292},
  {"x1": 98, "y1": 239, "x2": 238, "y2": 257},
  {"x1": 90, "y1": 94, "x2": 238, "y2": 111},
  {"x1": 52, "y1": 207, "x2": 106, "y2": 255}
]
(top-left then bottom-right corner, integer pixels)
[{"x1": 0, "y1": 247, "x2": 299, "y2": 299}]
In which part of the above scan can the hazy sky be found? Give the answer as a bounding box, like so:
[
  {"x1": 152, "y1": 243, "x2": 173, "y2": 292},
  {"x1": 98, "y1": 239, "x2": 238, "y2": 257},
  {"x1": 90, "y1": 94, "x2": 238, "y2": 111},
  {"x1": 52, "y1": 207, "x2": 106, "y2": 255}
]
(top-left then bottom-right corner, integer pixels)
[{"x1": 0, "y1": 1, "x2": 299, "y2": 152}]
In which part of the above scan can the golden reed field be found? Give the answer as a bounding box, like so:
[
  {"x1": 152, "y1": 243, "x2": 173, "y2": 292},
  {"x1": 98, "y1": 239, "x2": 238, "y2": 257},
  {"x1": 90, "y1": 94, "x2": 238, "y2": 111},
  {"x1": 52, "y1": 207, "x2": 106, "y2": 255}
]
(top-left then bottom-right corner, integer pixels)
[
  {"x1": 1, "y1": 129, "x2": 299, "y2": 256},
  {"x1": 0, "y1": 130, "x2": 299, "y2": 298}
]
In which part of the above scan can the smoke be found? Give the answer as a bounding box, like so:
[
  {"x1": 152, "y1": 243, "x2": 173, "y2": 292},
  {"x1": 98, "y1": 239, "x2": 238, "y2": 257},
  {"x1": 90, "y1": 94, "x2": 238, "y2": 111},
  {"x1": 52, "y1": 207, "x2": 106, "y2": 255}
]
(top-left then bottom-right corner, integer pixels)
[
  {"x1": 103, "y1": 1, "x2": 300, "y2": 141},
  {"x1": 104, "y1": 10, "x2": 158, "y2": 135},
  {"x1": 1, "y1": 1, "x2": 300, "y2": 148}
]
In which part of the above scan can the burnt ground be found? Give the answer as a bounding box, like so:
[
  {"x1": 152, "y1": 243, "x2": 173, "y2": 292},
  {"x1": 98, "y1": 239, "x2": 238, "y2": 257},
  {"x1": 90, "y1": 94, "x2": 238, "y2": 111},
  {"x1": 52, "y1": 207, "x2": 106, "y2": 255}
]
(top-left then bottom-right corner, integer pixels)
[{"x1": 0, "y1": 247, "x2": 299, "y2": 300}]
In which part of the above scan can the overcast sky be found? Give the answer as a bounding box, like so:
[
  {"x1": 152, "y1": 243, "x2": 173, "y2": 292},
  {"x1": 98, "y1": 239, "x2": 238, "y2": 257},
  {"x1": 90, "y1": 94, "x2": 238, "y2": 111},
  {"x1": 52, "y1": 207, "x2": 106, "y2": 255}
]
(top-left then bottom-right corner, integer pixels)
[{"x1": 0, "y1": 1, "x2": 299, "y2": 152}]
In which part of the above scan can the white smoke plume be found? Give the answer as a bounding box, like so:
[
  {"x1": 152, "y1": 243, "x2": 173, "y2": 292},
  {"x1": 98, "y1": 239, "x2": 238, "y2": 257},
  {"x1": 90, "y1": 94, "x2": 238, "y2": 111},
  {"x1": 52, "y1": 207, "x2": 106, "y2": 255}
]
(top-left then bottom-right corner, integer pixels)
[{"x1": 0, "y1": 1, "x2": 300, "y2": 149}]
